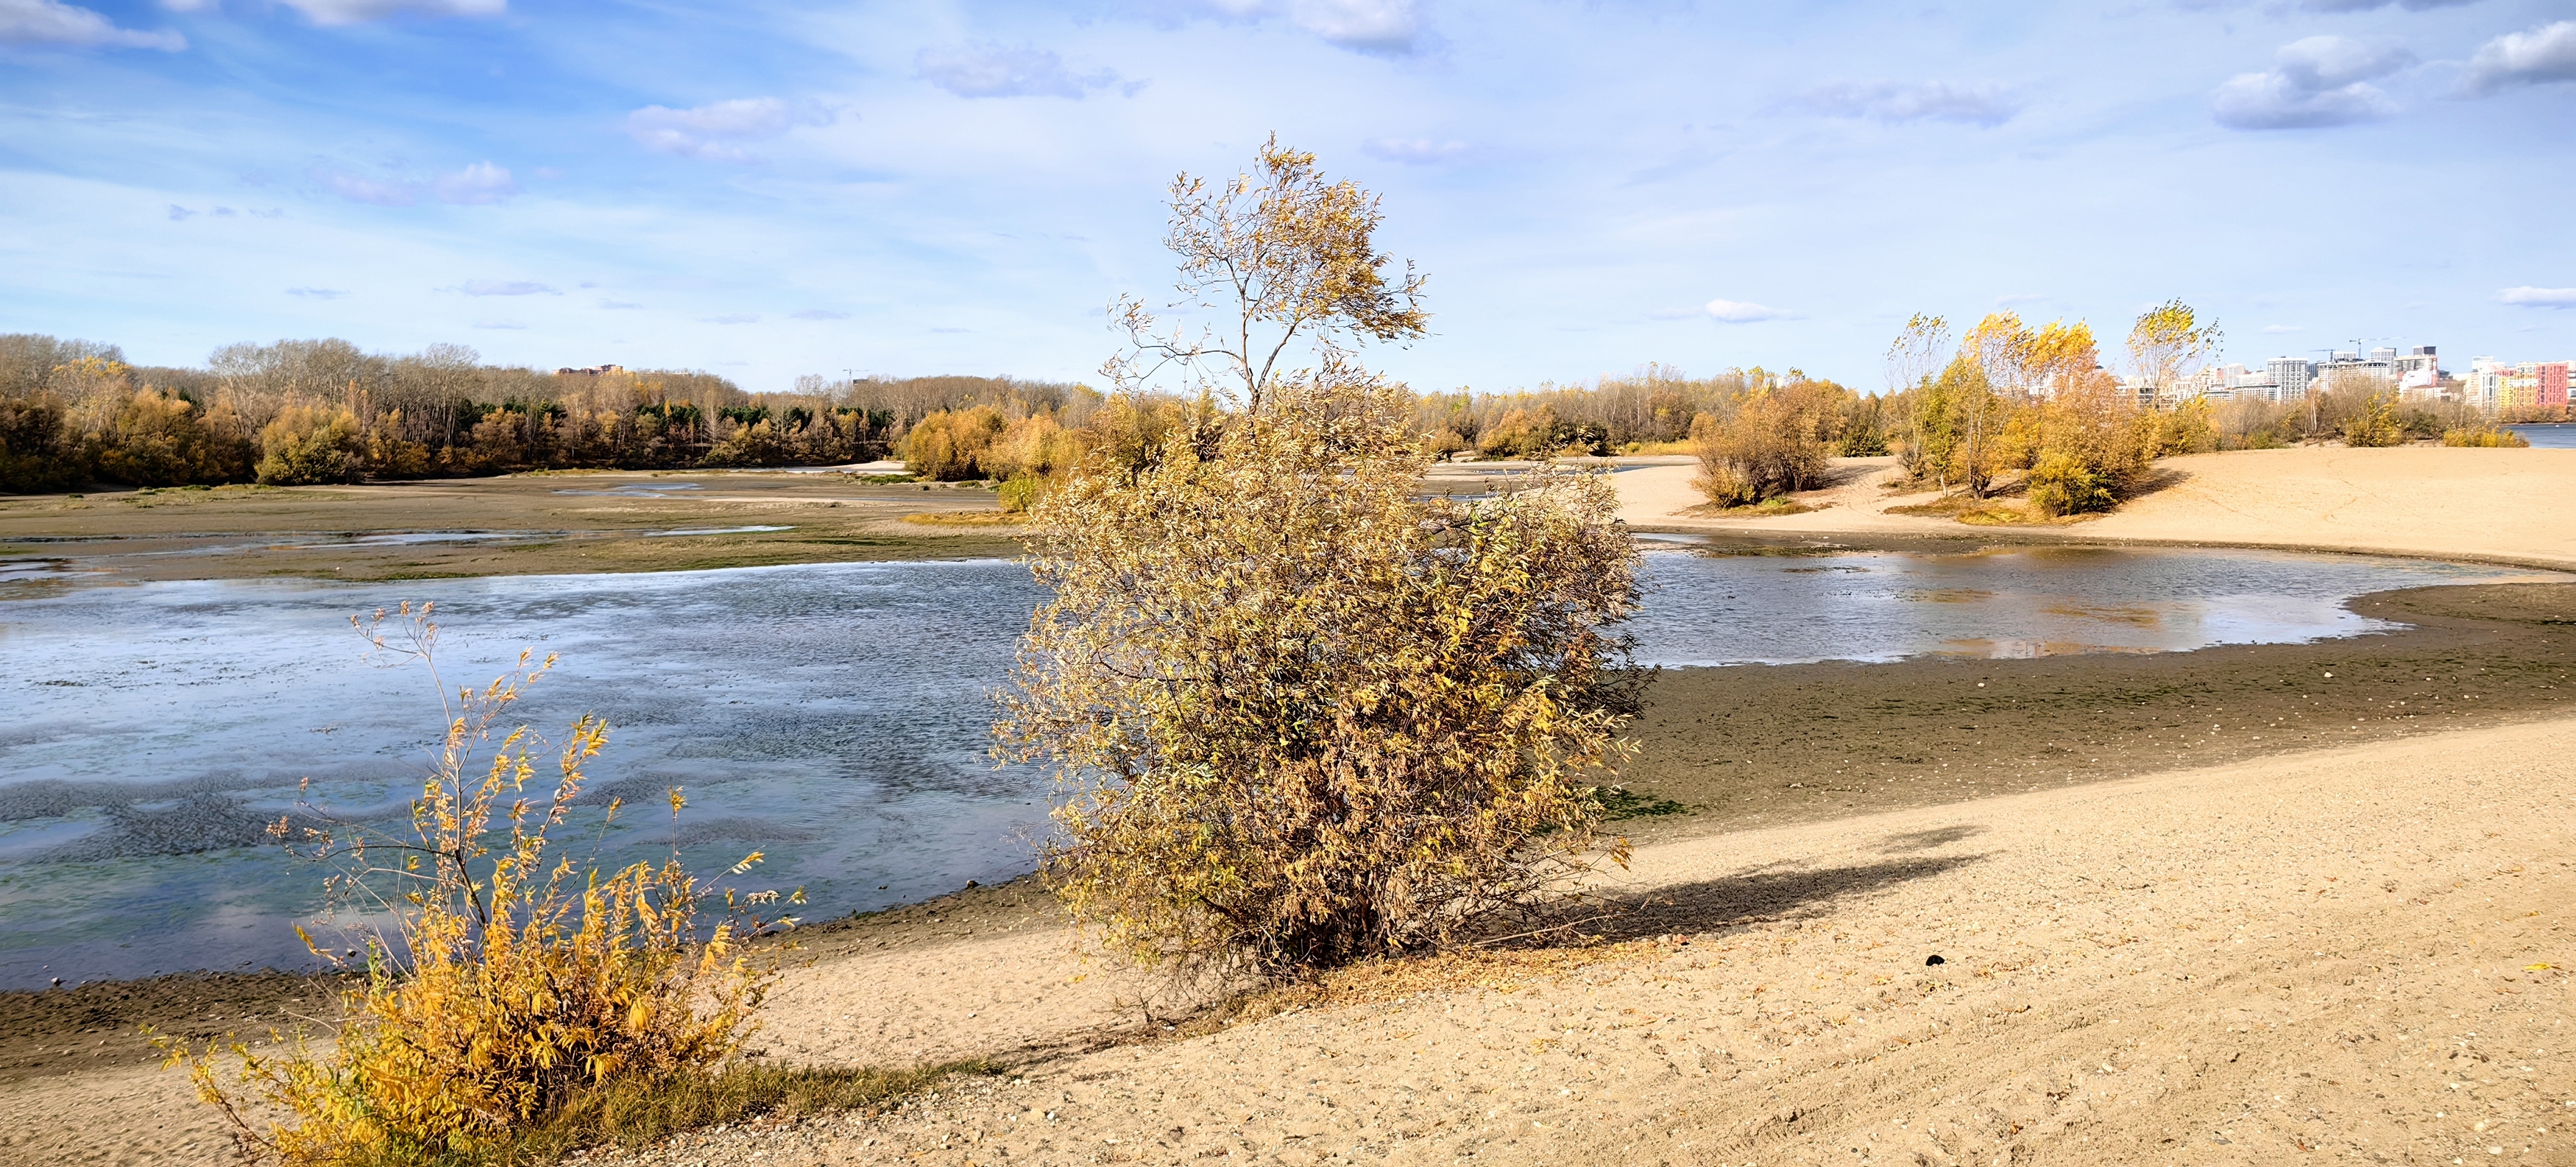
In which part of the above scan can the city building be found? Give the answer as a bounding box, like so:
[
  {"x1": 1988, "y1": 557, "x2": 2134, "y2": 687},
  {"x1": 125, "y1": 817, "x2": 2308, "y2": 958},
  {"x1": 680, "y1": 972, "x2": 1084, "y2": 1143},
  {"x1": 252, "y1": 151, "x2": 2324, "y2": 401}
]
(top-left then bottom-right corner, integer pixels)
[
  {"x1": 2267, "y1": 356, "x2": 2314, "y2": 401},
  {"x1": 2393, "y1": 346, "x2": 2440, "y2": 393}
]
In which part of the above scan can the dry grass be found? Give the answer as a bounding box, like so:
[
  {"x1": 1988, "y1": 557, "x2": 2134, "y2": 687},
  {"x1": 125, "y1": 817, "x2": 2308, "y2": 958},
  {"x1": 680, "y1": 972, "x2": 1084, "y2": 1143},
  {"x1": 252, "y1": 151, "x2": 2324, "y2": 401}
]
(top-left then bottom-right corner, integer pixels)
[
  {"x1": 1884, "y1": 492, "x2": 2098, "y2": 526},
  {"x1": 900, "y1": 510, "x2": 1024, "y2": 527},
  {"x1": 1676, "y1": 496, "x2": 1820, "y2": 518},
  {"x1": 484, "y1": 1062, "x2": 983, "y2": 1166}
]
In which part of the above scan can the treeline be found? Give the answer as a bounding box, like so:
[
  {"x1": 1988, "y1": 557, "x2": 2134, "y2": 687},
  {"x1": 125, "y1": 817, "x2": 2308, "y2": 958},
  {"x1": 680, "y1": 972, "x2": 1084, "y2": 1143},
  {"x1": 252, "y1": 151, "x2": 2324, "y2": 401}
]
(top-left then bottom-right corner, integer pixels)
[
  {"x1": 1409, "y1": 364, "x2": 1869, "y2": 458},
  {"x1": 0, "y1": 334, "x2": 1088, "y2": 492}
]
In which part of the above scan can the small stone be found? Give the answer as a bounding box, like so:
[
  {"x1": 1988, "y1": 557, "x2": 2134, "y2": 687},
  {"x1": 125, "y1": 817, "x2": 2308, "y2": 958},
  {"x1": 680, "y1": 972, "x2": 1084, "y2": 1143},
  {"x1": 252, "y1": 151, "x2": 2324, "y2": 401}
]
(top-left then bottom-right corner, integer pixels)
[{"x1": 1925, "y1": 954, "x2": 1945, "y2": 967}]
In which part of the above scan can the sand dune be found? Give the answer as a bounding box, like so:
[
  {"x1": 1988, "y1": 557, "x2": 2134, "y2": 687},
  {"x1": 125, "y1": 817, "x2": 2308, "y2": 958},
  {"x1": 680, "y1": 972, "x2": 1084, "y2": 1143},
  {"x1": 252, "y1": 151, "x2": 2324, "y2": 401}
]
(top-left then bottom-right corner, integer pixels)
[{"x1": 1613, "y1": 447, "x2": 2576, "y2": 571}]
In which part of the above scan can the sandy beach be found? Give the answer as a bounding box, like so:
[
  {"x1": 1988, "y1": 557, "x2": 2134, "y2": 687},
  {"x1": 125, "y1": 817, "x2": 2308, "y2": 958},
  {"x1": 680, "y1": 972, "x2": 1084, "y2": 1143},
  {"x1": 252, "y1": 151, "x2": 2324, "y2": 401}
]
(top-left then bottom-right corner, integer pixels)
[
  {"x1": 1613, "y1": 446, "x2": 2576, "y2": 572},
  {"x1": 562, "y1": 718, "x2": 2576, "y2": 1166}
]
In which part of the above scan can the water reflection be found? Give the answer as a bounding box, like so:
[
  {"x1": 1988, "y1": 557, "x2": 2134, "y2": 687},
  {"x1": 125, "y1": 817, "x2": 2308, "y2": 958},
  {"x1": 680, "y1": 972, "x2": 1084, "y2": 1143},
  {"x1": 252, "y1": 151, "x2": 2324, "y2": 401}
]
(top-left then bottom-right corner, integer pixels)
[{"x1": 1626, "y1": 540, "x2": 2550, "y2": 666}]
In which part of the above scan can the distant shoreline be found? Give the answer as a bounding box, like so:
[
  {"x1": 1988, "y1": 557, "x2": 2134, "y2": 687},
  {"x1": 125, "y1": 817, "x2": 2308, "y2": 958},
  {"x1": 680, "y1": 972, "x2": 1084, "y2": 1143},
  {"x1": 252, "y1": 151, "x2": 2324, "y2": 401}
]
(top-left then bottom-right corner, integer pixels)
[{"x1": 1613, "y1": 445, "x2": 2576, "y2": 574}]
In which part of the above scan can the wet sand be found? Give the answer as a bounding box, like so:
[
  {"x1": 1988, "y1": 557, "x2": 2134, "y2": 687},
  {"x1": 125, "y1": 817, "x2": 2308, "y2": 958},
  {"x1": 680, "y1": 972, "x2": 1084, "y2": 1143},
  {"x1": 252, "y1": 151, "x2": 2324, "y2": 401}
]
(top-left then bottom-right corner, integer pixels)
[
  {"x1": 0, "y1": 471, "x2": 1024, "y2": 587},
  {"x1": 1619, "y1": 581, "x2": 2576, "y2": 838}
]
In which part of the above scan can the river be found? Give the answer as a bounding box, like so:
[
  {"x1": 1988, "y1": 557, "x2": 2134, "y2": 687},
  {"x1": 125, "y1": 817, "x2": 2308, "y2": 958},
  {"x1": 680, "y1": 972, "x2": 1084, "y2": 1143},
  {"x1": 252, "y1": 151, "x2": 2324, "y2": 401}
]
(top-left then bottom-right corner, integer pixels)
[{"x1": 0, "y1": 543, "x2": 2549, "y2": 987}]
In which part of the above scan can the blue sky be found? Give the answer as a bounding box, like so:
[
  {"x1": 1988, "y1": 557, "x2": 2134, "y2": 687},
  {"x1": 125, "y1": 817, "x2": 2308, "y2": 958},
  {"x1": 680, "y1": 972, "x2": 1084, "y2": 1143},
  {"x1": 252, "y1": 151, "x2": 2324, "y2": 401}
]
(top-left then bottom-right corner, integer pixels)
[{"x1": 3, "y1": 0, "x2": 2572, "y2": 392}]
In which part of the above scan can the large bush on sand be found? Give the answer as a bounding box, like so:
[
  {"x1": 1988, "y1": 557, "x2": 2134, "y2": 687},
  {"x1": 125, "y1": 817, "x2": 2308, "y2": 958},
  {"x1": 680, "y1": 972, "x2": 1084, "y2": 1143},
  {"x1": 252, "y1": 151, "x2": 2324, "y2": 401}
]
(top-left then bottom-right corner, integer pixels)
[{"x1": 996, "y1": 140, "x2": 1641, "y2": 979}]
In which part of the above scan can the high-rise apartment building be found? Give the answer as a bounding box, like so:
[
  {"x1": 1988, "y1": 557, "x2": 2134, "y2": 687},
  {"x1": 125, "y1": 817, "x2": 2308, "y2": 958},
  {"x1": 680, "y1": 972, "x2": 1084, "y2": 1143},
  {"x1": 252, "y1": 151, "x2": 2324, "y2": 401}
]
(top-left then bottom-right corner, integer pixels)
[{"x1": 2267, "y1": 357, "x2": 2313, "y2": 400}]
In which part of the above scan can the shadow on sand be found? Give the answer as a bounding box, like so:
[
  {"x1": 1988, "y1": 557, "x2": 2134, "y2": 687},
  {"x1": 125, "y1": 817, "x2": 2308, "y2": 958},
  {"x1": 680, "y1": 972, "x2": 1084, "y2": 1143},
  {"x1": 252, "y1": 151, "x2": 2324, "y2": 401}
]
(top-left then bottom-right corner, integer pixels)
[{"x1": 1510, "y1": 839, "x2": 1991, "y2": 948}]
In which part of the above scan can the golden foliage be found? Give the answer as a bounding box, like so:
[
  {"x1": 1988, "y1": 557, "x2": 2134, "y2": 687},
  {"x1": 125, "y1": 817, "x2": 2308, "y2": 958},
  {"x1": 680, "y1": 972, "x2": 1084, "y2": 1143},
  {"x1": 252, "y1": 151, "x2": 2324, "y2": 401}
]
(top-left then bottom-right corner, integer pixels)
[
  {"x1": 2443, "y1": 426, "x2": 2530, "y2": 448},
  {"x1": 1688, "y1": 386, "x2": 1834, "y2": 505},
  {"x1": 901, "y1": 406, "x2": 1006, "y2": 481},
  {"x1": 2125, "y1": 299, "x2": 2221, "y2": 402},
  {"x1": 2340, "y1": 394, "x2": 2405, "y2": 447},
  {"x1": 255, "y1": 403, "x2": 365, "y2": 485},
  {"x1": 996, "y1": 372, "x2": 1642, "y2": 979},
  {"x1": 1106, "y1": 136, "x2": 1428, "y2": 412},
  {"x1": 164, "y1": 604, "x2": 785, "y2": 1166}
]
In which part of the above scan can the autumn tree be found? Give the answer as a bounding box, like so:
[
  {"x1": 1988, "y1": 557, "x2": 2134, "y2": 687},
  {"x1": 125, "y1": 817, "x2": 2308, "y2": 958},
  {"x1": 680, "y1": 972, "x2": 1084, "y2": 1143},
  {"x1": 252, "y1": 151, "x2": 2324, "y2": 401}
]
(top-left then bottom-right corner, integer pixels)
[
  {"x1": 1105, "y1": 135, "x2": 1429, "y2": 413},
  {"x1": 1887, "y1": 314, "x2": 1953, "y2": 484},
  {"x1": 998, "y1": 142, "x2": 1641, "y2": 979},
  {"x1": 2125, "y1": 299, "x2": 2221, "y2": 409}
]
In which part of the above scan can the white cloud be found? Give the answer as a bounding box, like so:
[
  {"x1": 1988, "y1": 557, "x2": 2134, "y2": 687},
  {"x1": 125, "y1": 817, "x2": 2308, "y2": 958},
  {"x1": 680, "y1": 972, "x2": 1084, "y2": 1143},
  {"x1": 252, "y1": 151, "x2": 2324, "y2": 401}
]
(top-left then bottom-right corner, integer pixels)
[
  {"x1": 626, "y1": 98, "x2": 835, "y2": 163},
  {"x1": 166, "y1": 203, "x2": 194, "y2": 220},
  {"x1": 286, "y1": 287, "x2": 347, "y2": 299},
  {"x1": 431, "y1": 161, "x2": 517, "y2": 205},
  {"x1": 2301, "y1": 0, "x2": 2476, "y2": 9},
  {"x1": 1704, "y1": 299, "x2": 1797, "y2": 324},
  {"x1": 1175, "y1": 0, "x2": 1428, "y2": 56},
  {"x1": 0, "y1": 0, "x2": 185, "y2": 50},
  {"x1": 916, "y1": 43, "x2": 1130, "y2": 99},
  {"x1": 1289, "y1": 0, "x2": 1421, "y2": 54},
  {"x1": 471, "y1": 320, "x2": 526, "y2": 330},
  {"x1": 1362, "y1": 138, "x2": 1471, "y2": 164},
  {"x1": 158, "y1": 0, "x2": 213, "y2": 10},
  {"x1": 461, "y1": 279, "x2": 557, "y2": 296},
  {"x1": 317, "y1": 169, "x2": 416, "y2": 205},
  {"x1": 2463, "y1": 21, "x2": 2576, "y2": 94},
  {"x1": 704, "y1": 313, "x2": 760, "y2": 324},
  {"x1": 2212, "y1": 36, "x2": 2412, "y2": 130},
  {"x1": 1791, "y1": 80, "x2": 2019, "y2": 127},
  {"x1": 598, "y1": 299, "x2": 643, "y2": 310},
  {"x1": 2262, "y1": 323, "x2": 2304, "y2": 334},
  {"x1": 275, "y1": 0, "x2": 502, "y2": 26},
  {"x1": 790, "y1": 309, "x2": 850, "y2": 320},
  {"x1": 2498, "y1": 286, "x2": 2576, "y2": 309}
]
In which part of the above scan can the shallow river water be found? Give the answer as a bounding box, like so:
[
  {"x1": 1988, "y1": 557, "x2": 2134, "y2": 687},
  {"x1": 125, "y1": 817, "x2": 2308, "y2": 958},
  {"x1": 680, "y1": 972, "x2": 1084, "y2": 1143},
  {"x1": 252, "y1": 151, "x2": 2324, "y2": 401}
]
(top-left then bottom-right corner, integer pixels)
[{"x1": 0, "y1": 544, "x2": 2547, "y2": 986}]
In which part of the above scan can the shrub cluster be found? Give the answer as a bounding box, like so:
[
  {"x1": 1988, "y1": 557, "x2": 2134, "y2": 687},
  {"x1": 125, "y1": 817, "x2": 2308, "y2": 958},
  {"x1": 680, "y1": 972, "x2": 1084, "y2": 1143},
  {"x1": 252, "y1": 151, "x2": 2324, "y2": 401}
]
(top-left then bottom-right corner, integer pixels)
[
  {"x1": 2441, "y1": 426, "x2": 2530, "y2": 448},
  {"x1": 167, "y1": 610, "x2": 792, "y2": 1166},
  {"x1": 1687, "y1": 384, "x2": 1835, "y2": 506},
  {"x1": 999, "y1": 373, "x2": 1641, "y2": 978}
]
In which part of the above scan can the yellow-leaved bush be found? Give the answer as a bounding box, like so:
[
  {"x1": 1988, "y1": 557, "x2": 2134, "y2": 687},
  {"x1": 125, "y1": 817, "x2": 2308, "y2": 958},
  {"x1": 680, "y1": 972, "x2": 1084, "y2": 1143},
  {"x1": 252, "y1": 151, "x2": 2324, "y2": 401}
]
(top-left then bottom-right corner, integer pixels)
[
  {"x1": 995, "y1": 371, "x2": 1643, "y2": 979},
  {"x1": 166, "y1": 604, "x2": 785, "y2": 1166}
]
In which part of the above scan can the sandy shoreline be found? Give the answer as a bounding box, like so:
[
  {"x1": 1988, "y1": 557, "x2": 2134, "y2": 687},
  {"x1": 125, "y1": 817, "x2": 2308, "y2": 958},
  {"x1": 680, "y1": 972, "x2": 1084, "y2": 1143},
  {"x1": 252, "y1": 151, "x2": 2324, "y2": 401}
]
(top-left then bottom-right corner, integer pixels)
[{"x1": 1613, "y1": 446, "x2": 2576, "y2": 574}]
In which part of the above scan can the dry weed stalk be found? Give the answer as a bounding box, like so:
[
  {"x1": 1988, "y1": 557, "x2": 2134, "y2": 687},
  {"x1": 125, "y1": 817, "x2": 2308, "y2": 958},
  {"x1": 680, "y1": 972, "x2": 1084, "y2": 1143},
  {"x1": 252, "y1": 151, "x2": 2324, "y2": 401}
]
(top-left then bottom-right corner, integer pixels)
[{"x1": 160, "y1": 602, "x2": 796, "y2": 1166}]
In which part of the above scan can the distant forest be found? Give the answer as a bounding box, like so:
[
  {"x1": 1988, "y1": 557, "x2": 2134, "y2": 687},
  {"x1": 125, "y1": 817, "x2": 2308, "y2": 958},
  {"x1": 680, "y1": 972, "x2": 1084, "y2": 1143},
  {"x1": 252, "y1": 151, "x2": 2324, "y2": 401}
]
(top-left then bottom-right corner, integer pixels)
[
  {"x1": 0, "y1": 334, "x2": 1086, "y2": 491},
  {"x1": 0, "y1": 332, "x2": 1902, "y2": 494}
]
